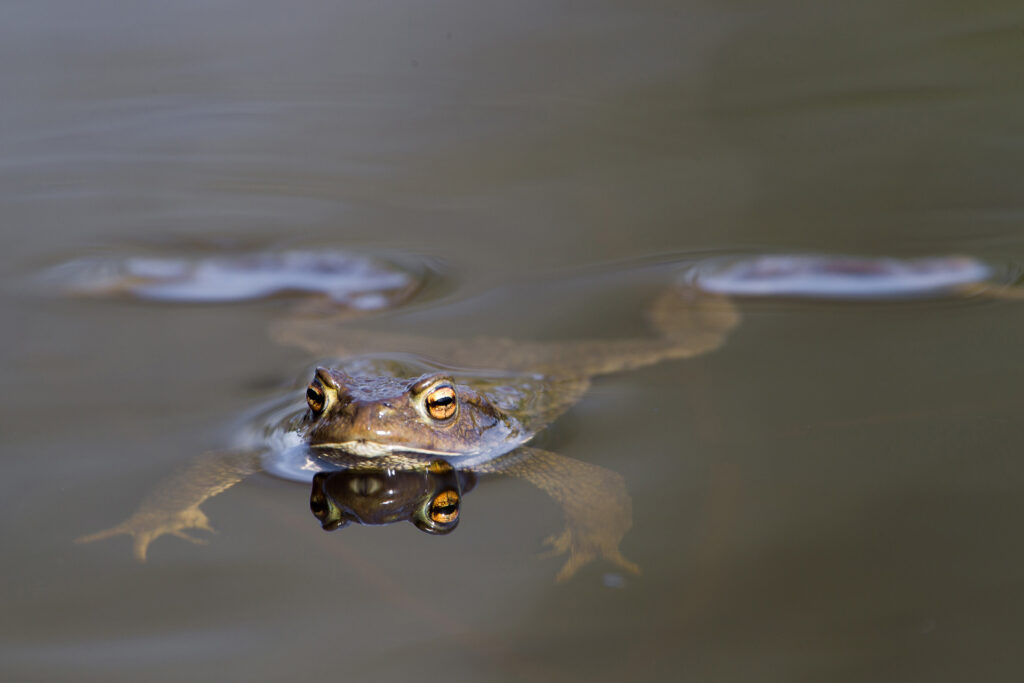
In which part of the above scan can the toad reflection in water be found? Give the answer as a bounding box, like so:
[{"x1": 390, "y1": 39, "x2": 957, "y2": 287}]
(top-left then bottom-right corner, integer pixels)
[
  {"x1": 74, "y1": 248, "x2": 740, "y2": 581},
  {"x1": 309, "y1": 461, "x2": 476, "y2": 535}
]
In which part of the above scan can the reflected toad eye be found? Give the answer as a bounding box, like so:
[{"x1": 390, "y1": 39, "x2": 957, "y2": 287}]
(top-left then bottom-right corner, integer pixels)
[
  {"x1": 429, "y1": 489, "x2": 460, "y2": 524},
  {"x1": 306, "y1": 382, "x2": 326, "y2": 414},
  {"x1": 425, "y1": 385, "x2": 457, "y2": 420}
]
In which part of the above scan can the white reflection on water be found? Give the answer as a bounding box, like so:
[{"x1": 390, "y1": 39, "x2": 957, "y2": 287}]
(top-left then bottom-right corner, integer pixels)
[
  {"x1": 43, "y1": 249, "x2": 423, "y2": 306},
  {"x1": 681, "y1": 253, "x2": 994, "y2": 299}
]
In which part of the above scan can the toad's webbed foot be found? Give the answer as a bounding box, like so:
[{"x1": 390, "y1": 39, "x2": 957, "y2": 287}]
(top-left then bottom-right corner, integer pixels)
[
  {"x1": 76, "y1": 505, "x2": 215, "y2": 562},
  {"x1": 541, "y1": 525, "x2": 641, "y2": 583},
  {"x1": 484, "y1": 447, "x2": 639, "y2": 581},
  {"x1": 76, "y1": 449, "x2": 261, "y2": 561}
]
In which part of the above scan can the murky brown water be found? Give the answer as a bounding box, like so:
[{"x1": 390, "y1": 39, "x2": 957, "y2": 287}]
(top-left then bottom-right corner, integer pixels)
[{"x1": 4, "y1": 2, "x2": 1024, "y2": 681}]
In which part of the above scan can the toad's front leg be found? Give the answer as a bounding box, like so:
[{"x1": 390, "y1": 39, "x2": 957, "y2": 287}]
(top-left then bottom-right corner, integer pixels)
[
  {"x1": 77, "y1": 449, "x2": 262, "y2": 561},
  {"x1": 486, "y1": 447, "x2": 639, "y2": 582}
]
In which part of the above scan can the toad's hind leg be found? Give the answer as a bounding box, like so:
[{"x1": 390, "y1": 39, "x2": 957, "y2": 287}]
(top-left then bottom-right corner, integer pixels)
[
  {"x1": 647, "y1": 287, "x2": 740, "y2": 358},
  {"x1": 484, "y1": 447, "x2": 639, "y2": 582},
  {"x1": 76, "y1": 449, "x2": 262, "y2": 561},
  {"x1": 958, "y1": 282, "x2": 1024, "y2": 301}
]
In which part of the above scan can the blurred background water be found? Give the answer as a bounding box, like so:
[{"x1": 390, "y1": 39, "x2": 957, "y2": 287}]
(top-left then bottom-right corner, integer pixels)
[{"x1": 3, "y1": 1, "x2": 1024, "y2": 681}]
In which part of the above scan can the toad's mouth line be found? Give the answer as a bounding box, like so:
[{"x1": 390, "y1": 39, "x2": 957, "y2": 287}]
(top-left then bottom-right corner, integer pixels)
[{"x1": 312, "y1": 440, "x2": 465, "y2": 458}]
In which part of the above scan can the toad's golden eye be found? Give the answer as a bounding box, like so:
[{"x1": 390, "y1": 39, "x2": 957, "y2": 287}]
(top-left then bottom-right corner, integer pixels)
[
  {"x1": 306, "y1": 382, "x2": 326, "y2": 414},
  {"x1": 427, "y1": 460, "x2": 453, "y2": 475},
  {"x1": 425, "y1": 385, "x2": 457, "y2": 420},
  {"x1": 430, "y1": 489, "x2": 460, "y2": 524}
]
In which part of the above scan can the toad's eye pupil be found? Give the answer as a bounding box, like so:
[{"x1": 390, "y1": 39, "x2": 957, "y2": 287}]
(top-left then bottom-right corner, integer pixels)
[
  {"x1": 430, "y1": 490, "x2": 460, "y2": 523},
  {"x1": 306, "y1": 385, "x2": 325, "y2": 413},
  {"x1": 425, "y1": 387, "x2": 457, "y2": 419}
]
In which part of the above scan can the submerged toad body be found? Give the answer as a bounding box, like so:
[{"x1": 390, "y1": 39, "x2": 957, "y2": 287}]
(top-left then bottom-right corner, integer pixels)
[
  {"x1": 78, "y1": 281, "x2": 739, "y2": 580},
  {"x1": 74, "y1": 248, "x2": 1024, "y2": 577}
]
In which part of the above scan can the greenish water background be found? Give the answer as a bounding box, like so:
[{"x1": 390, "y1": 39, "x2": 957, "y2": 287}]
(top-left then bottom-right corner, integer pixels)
[{"x1": 3, "y1": 1, "x2": 1024, "y2": 681}]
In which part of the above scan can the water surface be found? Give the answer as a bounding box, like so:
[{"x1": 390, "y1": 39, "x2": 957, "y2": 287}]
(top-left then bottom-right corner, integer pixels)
[{"x1": 4, "y1": 2, "x2": 1024, "y2": 681}]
